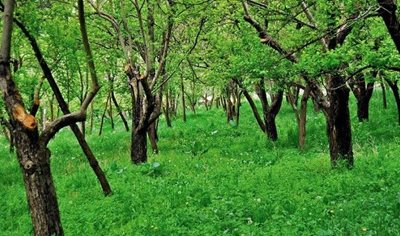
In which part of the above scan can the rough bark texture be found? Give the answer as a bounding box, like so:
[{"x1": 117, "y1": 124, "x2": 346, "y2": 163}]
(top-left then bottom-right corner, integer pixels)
[
  {"x1": 0, "y1": 1, "x2": 65, "y2": 234},
  {"x1": 326, "y1": 75, "x2": 353, "y2": 167}
]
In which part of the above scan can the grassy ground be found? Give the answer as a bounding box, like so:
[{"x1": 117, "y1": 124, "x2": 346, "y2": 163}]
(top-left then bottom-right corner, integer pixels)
[{"x1": 1, "y1": 93, "x2": 400, "y2": 235}]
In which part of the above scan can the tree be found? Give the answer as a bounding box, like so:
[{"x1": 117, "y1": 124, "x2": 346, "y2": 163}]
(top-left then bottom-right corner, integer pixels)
[{"x1": 0, "y1": 0, "x2": 103, "y2": 234}]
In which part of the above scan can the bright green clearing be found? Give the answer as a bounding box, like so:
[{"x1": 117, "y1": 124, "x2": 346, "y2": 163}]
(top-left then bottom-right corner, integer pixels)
[{"x1": 1, "y1": 95, "x2": 400, "y2": 235}]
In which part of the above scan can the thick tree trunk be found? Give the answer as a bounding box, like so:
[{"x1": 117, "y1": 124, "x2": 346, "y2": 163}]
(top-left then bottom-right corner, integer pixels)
[
  {"x1": 131, "y1": 129, "x2": 147, "y2": 164},
  {"x1": 326, "y1": 76, "x2": 353, "y2": 167},
  {"x1": 16, "y1": 141, "x2": 63, "y2": 236},
  {"x1": 265, "y1": 113, "x2": 278, "y2": 141},
  {"x1": 356, "y1": 98, "x2": 370, "y2": 121}
]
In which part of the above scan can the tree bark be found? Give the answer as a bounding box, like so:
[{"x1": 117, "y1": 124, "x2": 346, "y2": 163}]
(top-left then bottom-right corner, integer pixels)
[
  {"x1": 18, "y1": 144, "x2": 63, "y2": 236},
  {"x1": 350, "y1": 75, "x2": 374, "y2": 122},
  {"x1": 13, "y1": 9, "x2": 111, "y2": 195},
  {"x1": 148, "y1": 121, "x2": 159, "y2": 154},
  {"x1": 378, "y1": 0, "x2": 400, "y2": 53},
  {"x1": 326, "y1": 75, "x2": 353, "y2": 167},
  {"x1": 385, "y1": 79, "x2": 400, "y2": 125},
  {"x1": 381, "y1": 79, "x2": 388, "y2": 109},
  {"x1": 164, "y1": 87, "x2": 172, "y2": 127}
]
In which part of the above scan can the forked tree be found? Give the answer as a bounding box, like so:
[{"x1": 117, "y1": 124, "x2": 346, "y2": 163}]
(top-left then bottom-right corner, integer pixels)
[{"x1": 0, "y1": 0, "x2": 103, "y2": 234}]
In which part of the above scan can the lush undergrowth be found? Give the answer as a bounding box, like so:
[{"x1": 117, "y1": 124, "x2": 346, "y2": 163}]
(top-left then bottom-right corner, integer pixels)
[{"x1": 1, "y1": 93, "x2": 400, "y2": 235}]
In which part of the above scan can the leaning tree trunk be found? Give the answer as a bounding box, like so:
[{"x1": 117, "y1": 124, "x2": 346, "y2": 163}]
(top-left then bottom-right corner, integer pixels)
[{"x1": 326, "y1": 75, "x2": 353, "y2": 167}]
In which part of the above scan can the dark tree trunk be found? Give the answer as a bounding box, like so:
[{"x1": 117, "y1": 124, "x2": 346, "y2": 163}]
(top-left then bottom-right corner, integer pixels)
[
  {"x1": 256, "y1": 80, "x2": 283, "y2": 141},
  {"x1": 381, "y1": 79, "x2": 388, "y2": 109},
  {"x1": 81, "y1": 121, "x2": 85, "y2": 138},
  {"x1": 148, "y1": 121, "x2": 159, "y2": 154},
  {"x1": 326, "y1": 75, "x2": 353, "y2": 167},
  {"x1": 377, "y1": 0, "x2": 400, "y2": 53},
  {"x1": 350, "y1": 74, "x2": 374, "y2": 122},
  {"x1": 17, "y1": 142, "x2": 63, "y2": 236},
  {"x1": 356, "y1": 98, "x2": 370, "y2": 121},
  {"x1": 265, "y1": 113, "x2": 278, "y2": 141},
  {"x1": 131, "y1": 129, "x2": 147, "y2": 164},
  {"x1": 386, "y1": 79, "x2": 400, "y2": 125},
  {"x1": 164, "y1": 88, "x2": 172, "y2": 127}
]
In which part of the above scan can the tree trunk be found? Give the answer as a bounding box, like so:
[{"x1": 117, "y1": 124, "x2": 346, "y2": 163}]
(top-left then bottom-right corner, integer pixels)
[
  {"x1": 108, "y1": 98, "x2": 114, "y2": 130},
  {"x1": 381, "y1": 79, "x2": 388, "y2": 109},
  {"x1": 356, "y1": 98, "x2": 370, "y2": 121},
  {"x1": 16, "y1": 141, "x2": 63, "y2": 236},
  {"x1": 164, "y1": 88, "x2": 172, "y2": 127},
  {"x1": 350, "y1": 75, "x2": 374, "y2": 122},
  {"x1": 386, "y1": 79, "x2": 400, "y2": 125},
  {"x1": 131, "y1": 129, "x2": 147, "y2": 164},
  {"x1": 148, "y1": 121, "x2": 159, "y2": 154},
  {"x1": 14, "y1": 14, "x2": 111, "y2": 195},
  {"x1": 180, "y1": 76, "x2": 186, "y2": 122},
  {"x1": 298, "y1": 87, "x2": 310, "y2": 150},
  {"x1": 326, "y1": 76, "x2": 353, "y2": 167},
  {"x1": 265, "y1": 113, "x2": 278, "y2": 141}
]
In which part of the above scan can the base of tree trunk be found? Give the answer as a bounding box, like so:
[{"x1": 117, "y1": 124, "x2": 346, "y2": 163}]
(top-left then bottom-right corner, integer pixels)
[{"x1": 131, "y1": 131, "x2": 148, "y2": 164}]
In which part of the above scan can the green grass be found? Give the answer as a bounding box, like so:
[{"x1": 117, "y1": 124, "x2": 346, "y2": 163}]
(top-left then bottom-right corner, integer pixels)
[{"x1": 1, "y1": 92, "x2": 400, "y2": 235}]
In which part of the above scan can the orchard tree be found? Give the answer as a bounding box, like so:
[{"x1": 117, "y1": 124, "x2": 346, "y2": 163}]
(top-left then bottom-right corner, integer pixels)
[{"x1": 0, "y1": 0, "x2": 106, "y2": 234}]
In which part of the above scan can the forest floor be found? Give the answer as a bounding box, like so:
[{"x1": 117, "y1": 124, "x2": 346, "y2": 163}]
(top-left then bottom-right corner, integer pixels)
[{"x1": 1, "y1": 94, "x2": 400, "y2": 235}]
